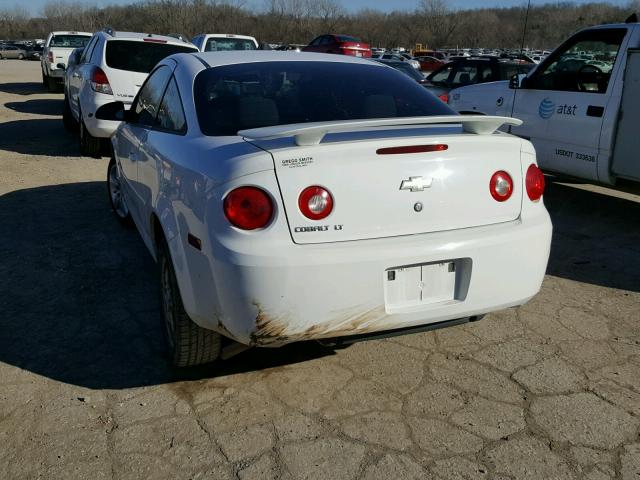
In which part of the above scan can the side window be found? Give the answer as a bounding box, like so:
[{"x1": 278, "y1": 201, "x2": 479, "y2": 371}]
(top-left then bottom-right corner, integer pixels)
[
  {"x1": 89, "y1": 38, "x2": 103, "y2": 65},
  {"x1": 80, "y1": 37, "x2": 95, "y2": 63},
  {"x1": 526, "y1": 28, "x2": 626, "y2": 93},
  {"x1": 130, "y1": 66, "x2": 173, "y2": 127},
  {"x1": 155, "y1": 77, "x2": 187, "y2": 134},
  {"x1": 451, "y1": 65, "x2": 479, "y2": 87},
  {"x1": 429, "y1": 64, "x2": 453, "y2": 84},
  {"x1": 309, "y1": 36, "x2": 322, "y2": 46},
  {"x1": 320, "y1": 36, "x2": 331, "y2": 45}
]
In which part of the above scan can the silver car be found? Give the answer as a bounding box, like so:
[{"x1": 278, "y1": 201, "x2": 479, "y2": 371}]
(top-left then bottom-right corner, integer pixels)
[{"x1": 0, "y1": 45, "x2": 27, "y2": 60}]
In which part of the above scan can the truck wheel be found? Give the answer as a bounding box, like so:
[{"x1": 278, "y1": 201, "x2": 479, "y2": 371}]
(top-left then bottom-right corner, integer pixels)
[
  {"x1": 158, "y1": 237, "x2": 222, "y2": 368},
  {"x1": 46, "y1": 75, "x2": 57, "y2": 93},
  {"x1": 79, "y1": 117, "x2": 102, "y2": 158},
  {"x1": 62, "y1": 95, "x2": 78, "y2": 133},
  {"x1": 107, "y1": 156, "x2": 132, "y2": 225}
]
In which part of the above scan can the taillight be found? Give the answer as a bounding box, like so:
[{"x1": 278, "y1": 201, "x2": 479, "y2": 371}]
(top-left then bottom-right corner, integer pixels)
[
  {"x1": 223, "y1": 186, "x2": 273, "y2": 230},
  {"x1": 377, "y1": 144, "x2": 448, "y2": 155},
  {"x1": 489, "y1": 171, "x2": 513, "y2": 202},
  {"x1": 298, "y1": 186, "x2": 333, "y2": 220},
  {"x1": 525, "y1": 164, "x2": 545, "y2": 201},
  {"x1": 438, "y1": 93, "x2": 449, "y2": 103},
  {"x1": 47, "y1": 51, "x2": 53, "y2": 63},
  {"x1": 90, "y1": 67, "x2": 113, "y2": 95}
]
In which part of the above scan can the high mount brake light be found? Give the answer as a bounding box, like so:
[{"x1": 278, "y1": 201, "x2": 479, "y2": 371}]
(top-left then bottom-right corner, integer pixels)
[
  {"x1": 490, "y1": 171, "x2": 513, "y2": 202},
  {"x1": 377, "y1": 144, "x2": 448, "y2": 155},
  {"x1": 223, "y1": 186, "x2": 273, "y2": 230},
  {"x1": 298, "y1": 186, "x2": 333, "y2": 220},
  {"x1": 90, "y1": 67, "x2": 113, "y2": 95},
  {"x1": 525, "y1": 164, "x2": 545, "y2": 201}
]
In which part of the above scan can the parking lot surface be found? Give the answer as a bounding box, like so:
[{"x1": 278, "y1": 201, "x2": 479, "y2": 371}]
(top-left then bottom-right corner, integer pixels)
[{"x1": 1, "y1": 60, "x2": 639, "y2": 480}]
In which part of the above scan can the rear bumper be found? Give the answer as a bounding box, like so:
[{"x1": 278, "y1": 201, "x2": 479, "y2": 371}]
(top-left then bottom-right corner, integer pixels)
[
  {"x1": 186, "y1": 211, "x2": 552, "y2": 346},
  {"x1": 48, "y1": 68, "x2": 65, "y2": 79},
  {"x1": 81, "y1": 92, "x2": 124, "y2": 138}
]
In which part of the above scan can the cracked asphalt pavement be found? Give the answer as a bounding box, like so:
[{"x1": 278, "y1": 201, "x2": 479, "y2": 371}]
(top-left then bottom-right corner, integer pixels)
[{"x1": 1, "y1": 61, "x2": 639, "y2": 480}]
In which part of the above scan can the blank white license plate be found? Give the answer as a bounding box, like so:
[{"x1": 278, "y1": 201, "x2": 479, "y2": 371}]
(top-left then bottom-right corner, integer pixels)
[
  {"x1": 385, "y1": 261, "x2": 457, "y2": 310},
  {"x1": 355, "y1": 52, "x2": 363, "y2": 57}
]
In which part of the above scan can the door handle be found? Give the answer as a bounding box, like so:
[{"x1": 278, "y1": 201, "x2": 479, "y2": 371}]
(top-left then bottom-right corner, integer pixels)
[{"x1": 587, "y1": 105, "x2": 604, "y2": 117}]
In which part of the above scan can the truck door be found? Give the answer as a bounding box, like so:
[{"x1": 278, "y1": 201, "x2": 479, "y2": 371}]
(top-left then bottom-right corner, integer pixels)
[
  {"x1": 611, "y1": 49, "x2": 640, "y2": 182},
  {"x1": 510, "y1": 28, "x2": 628, "y2": 181}
]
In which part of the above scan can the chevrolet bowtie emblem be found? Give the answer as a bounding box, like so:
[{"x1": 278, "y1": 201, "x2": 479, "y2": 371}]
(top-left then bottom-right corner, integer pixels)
[{"x1": 400, "y1": 176, "x2": 433, "y2": 192}]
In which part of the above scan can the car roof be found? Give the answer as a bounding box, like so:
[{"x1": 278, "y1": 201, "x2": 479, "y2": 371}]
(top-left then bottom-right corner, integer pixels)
[
  {"x1": 50, "y1": 31, "x2": 92, "y2": 36},
  {"x1": 100, "y1": 30, "x2": 195, "y2": 47},
  {"x1": 196, "y1": 33, "x2": 257, "y2": 41},
  {"x1": 194, "y1": 51, "x2": 384, "y2": 68}
]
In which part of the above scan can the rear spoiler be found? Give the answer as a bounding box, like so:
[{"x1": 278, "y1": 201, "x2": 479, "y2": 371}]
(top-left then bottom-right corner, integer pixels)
[{"x1": 239, "y1": 115, "x2": 523, "y2": 146}]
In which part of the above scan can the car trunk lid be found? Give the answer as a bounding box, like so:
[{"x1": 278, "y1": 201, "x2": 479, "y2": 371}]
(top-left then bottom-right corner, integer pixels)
[{"x1": 242, "y1": 118, "x2": 523, "y2": 244}]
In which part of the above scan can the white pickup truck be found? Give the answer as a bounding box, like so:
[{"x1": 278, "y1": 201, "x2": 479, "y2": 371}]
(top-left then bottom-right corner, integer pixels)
[
  {"x1": 449, "y1": 21, "x2": 640, "y2": 185},
  {"x1": 41, "y1": 31, "x2": 91, "y2": 92}
]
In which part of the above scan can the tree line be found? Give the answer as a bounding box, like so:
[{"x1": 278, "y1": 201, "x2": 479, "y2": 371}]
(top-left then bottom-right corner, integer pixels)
[{"x1": 1, "y1": 0, "x2": 638, "y2": 50}]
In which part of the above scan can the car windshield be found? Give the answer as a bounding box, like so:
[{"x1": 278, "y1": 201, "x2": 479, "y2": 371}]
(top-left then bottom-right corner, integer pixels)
[
  {"x1": 194, "y1": 61, "x2": 454, "y2": 136},
  {"x1": 105, "y1": 40, "x2": 196, "y2": 73},
  {"x1": 205, "y1": 38, "x2": 256, "y2": 51},
  {"x1": 50, "y1": 35, "x2": 91, "y2": 48}
]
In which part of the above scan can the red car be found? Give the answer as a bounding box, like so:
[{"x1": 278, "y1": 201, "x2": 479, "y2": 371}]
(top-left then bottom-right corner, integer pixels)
[
  {"x1": 303, "y1": 34, "x2": 372, "y2": 58},
  {"x1": 416, "y1": 55, "x2": 444, "y2": 72}
]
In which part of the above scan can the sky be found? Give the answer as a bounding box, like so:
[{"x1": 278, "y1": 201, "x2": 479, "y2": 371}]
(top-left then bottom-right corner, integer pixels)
[{"x1": 0, "y1": 0, "x2": 630, "y2": 15}]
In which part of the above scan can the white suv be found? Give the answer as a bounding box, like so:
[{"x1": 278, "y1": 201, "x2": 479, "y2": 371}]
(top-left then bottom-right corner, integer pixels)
[
  {"x1": 191, "y1": 33, "x2": 258, "y2": 52},
  {"x1": 63, "y1": 29, "x2": 198, "y2": 156}
]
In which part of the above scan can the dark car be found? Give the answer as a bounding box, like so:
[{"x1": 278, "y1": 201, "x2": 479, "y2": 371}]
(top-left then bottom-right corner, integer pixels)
[
  {"x1": 424, "y1": 57, "x2": 534, "y2": 103},
  {"x1": 25, "y1": 45, "x2": 43, "y2": 61},
  {"x1": 374, "y1": 59, "x2": 427, "y2": 85},
  {"x1": 302, "y1": 34, "x2": 372, "y2": 58}
]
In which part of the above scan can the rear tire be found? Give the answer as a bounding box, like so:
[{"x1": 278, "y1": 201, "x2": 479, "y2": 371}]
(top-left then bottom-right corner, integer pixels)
[
  {"x1": 42, "y1": 70, "x2": 47, "y2": 86},
  {"x1": 63, "y1": 95, "x2": 78, "y2": 133},
  {"x1": 47, "y1": 75, "x2": 57, "y2": 93},
  {"x1": 158, "y1": 238, "x2": 222, "y2": 368},
  {"x1": 79, "y1": 115, "x2": 102, "y2": 158},
  {"x1": 107, "y1": 157, "x2": 132, "y2": 226}
]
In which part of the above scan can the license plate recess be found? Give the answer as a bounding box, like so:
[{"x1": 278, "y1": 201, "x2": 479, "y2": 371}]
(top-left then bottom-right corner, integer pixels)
[{"x1": 384, "y1": 259, "x2": 471, "y2": 312}]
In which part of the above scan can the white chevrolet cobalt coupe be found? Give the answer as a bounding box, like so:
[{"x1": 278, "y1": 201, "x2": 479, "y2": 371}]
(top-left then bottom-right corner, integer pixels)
[{"x1": 99, "y1": 51, "x2": 552, "y2": 367}]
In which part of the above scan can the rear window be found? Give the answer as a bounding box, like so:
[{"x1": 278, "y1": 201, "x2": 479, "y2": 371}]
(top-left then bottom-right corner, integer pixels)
[
  {"x1": 50, "y1": 35, "x2": 91, "y2": 48},
  {"x1": 205, "y1": 38, "x2": 256, "y2": 51},
  {"x1": 194, "y1": 61, "x2": 455, "y2": 136},
  {"x1": 387, "y1": 62, "x2": 423, "y2": 82},
  {"x1": 105, "y1": 40, "x2": 196, "y2": 73}
]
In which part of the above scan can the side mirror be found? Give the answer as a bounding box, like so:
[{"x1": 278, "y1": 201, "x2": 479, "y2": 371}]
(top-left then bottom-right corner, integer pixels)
[
  {"x1": 56, "y1": 63, "x2": 66, "y2": 70},
  {"x1": 509, "y1": 73, "x2": 527, "y2": 89},
  {"x1": 95, "y1": 101, "x2": 126, "y2": 122}
]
